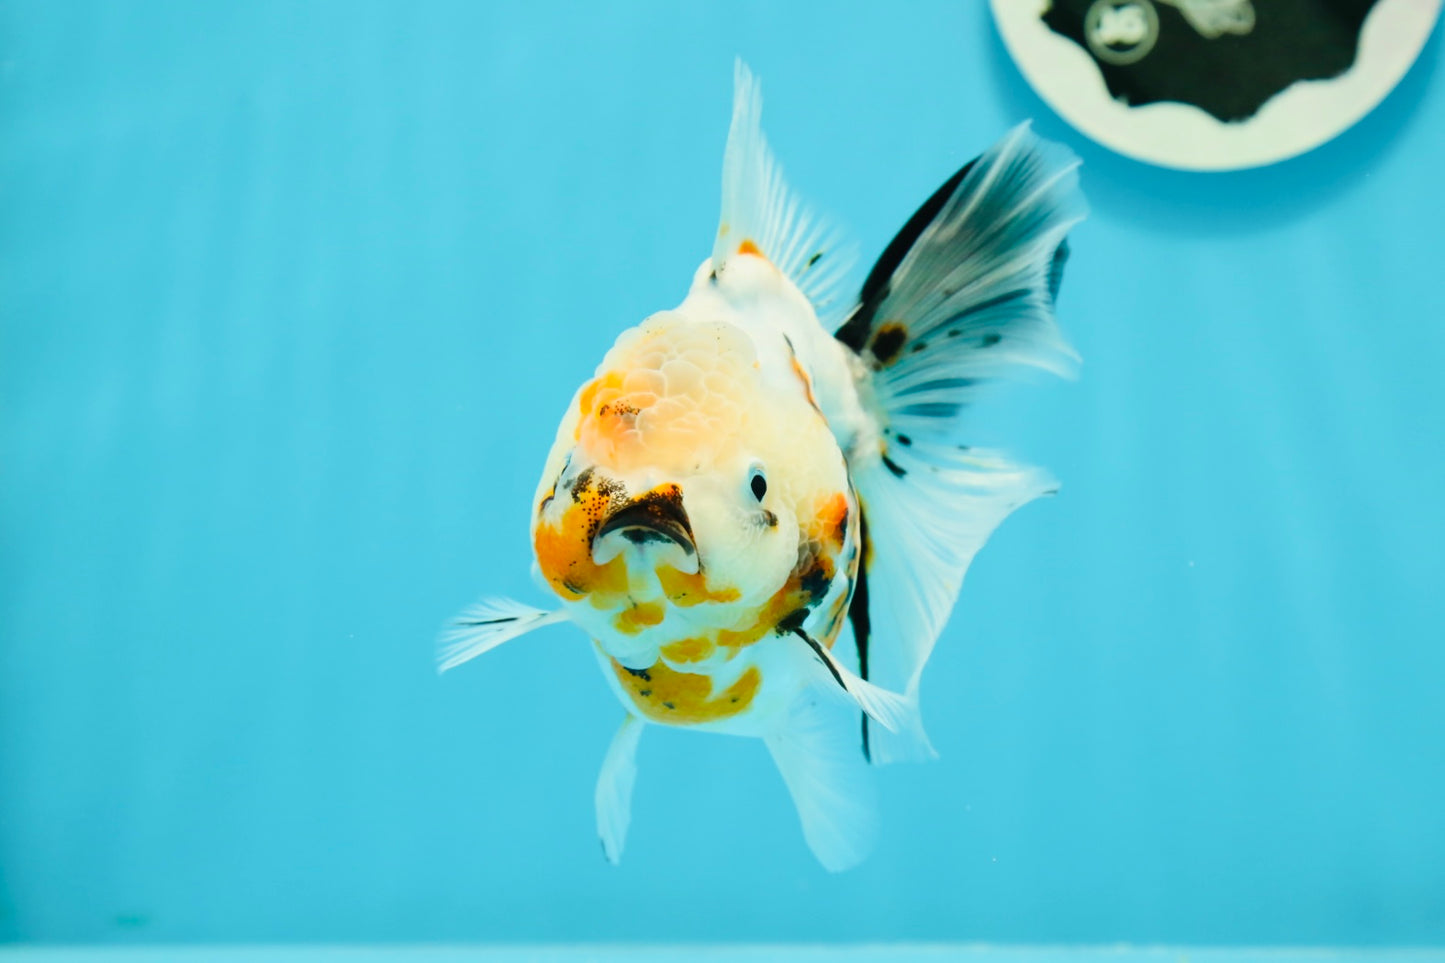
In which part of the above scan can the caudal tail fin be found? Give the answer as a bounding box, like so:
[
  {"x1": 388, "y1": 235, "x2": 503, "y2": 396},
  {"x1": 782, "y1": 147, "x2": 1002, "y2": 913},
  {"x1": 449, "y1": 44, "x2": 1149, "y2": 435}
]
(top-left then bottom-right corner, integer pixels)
[{"x1": 836, "y1": 123, "x2": 1086, "y2": 763}]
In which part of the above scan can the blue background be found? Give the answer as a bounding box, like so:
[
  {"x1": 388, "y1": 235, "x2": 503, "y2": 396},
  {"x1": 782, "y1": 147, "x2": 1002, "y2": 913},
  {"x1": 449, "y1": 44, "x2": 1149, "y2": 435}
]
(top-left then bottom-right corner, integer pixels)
[{"x1": 2, "y1": 0, "x2": 1442, "y2": 948}]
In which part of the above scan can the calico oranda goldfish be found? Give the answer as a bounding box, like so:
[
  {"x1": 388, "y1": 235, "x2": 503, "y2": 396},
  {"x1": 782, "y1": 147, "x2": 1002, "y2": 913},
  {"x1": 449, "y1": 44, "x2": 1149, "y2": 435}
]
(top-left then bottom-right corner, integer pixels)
[{"x1": 439, "y1": 62, "x2": 1085, "y2": 871}]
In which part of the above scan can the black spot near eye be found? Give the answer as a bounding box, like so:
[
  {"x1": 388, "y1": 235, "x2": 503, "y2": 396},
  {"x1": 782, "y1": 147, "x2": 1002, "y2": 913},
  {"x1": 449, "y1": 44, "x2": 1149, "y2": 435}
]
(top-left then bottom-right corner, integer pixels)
[{"x1": 750, "y1": 471, "x2": 767, "y2": 501}]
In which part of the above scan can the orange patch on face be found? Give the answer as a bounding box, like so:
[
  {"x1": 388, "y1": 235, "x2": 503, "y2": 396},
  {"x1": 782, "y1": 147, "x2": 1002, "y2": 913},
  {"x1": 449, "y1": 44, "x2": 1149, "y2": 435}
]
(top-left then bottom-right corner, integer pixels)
[
  {"x1": 611, "y1": 658, "x2": 761, "y2": 725},
  {"x1": 533, "y1": 476, "x2": 627, "y2": 606},
  {"x1": 737, "y1": 238, "x2": 763, "y2": 257},
  {"x1": 656, "y1": 566, "x2": 741, "y2": 607},
  {"x1": 574, "y1": 370, "x2": 627, "y2": 442},
  {"x1": 614, "y1": 600, "x2": 665, "y2": 635}
]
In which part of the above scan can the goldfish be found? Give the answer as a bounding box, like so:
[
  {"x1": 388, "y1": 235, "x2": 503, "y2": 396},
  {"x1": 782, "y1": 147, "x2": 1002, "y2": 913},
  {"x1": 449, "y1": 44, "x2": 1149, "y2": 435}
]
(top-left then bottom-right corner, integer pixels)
[{"x1": 439, "y1": 62, "x2": 1085, "y2": 871}]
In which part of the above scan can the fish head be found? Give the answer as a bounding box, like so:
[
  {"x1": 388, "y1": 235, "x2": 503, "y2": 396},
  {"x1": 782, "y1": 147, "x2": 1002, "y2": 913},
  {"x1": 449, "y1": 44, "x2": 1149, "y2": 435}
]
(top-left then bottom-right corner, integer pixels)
[{"x1": 531, "y1": 312, "x2": 850, "y2": 638}]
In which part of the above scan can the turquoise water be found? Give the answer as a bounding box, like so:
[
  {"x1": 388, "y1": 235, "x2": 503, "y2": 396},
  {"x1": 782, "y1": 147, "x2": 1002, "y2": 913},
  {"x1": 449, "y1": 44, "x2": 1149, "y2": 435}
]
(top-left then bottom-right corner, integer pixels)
[
  {"x1": 2, "y1": 948, "x2": 1444, "y2": 963},
  {"x1": 2, "y1": 0, "x2": 1443, "y2": 951}
]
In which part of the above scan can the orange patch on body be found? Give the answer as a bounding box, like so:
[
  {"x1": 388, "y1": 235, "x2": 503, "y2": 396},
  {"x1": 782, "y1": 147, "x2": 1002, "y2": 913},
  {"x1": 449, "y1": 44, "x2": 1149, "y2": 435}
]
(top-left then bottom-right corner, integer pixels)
[
  {"x1": 660, "y1": 636, "x2": 716, "y2": 664},
  {"x1": 719, "y1": 551, "x2": 839, "y2": 653},
  {"x1": 789, "y1": 353, "x2": 820, "y2": 411},
  {"x1": 737, "y1": 238, "x2": 763, "y2": 257},
  {"x1": 614, "y1": 601, "x2": 665, "y2": 635},
  {"x1": 813, "y1": 492, "x2": 850, "y2": 549},
  {"x1": 611, "y1": 658, "x2": 761, "y2": 725}
]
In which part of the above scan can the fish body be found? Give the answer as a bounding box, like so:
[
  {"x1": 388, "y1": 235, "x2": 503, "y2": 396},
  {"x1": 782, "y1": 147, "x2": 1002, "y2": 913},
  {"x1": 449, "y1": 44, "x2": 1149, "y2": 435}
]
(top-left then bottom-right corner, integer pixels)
[
  {"x1": 441, "y1": 63, "x2": 1086, "y2": 871},
  {"x1": 533, "y1": 263, "x2": 866, "y2": 741}
]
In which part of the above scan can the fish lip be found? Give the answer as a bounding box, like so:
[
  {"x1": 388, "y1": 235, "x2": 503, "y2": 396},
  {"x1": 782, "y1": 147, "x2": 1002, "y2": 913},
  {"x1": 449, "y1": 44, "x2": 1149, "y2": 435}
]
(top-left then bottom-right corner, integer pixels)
[{"x1": 593, "y1": 490, "x2": 696, "y2": 558}]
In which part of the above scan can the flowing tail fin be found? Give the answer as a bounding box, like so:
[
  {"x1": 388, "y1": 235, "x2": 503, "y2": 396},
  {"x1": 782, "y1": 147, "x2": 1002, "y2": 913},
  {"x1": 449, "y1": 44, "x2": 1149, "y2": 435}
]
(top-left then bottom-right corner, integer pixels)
[{"x1": 836, "y1": 123, "x2": 1086, "y2": 763}]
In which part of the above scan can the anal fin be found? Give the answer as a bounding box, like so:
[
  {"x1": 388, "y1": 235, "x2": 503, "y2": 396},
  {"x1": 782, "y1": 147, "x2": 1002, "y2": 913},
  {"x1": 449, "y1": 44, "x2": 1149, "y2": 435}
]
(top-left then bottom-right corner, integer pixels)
[
  {"x1": 765, "y1": 689, "x2": 878, "y2": 872},
  {"x1": 595, "y1": 714, "x2": 644, "y2": 865}
]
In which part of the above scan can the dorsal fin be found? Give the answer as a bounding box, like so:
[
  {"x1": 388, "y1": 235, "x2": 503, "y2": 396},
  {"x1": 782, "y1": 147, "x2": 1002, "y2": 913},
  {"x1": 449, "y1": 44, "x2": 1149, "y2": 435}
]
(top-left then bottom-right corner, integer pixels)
[{"x1": 712, "y1": 60, "x2": 852, "y2": 319}]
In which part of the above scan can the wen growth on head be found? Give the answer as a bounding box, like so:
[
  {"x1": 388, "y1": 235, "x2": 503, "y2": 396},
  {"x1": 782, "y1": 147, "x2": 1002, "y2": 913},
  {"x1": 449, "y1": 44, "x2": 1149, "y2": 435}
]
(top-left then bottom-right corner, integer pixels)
[{"x1": 439, "y1": 62, "x2": 1086, "y2": 871}]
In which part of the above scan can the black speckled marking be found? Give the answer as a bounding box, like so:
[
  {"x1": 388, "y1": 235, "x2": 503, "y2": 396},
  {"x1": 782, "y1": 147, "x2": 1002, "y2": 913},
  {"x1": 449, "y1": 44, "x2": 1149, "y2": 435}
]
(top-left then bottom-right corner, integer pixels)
[
  {"x1": 799, "y1": 564, "x2": 832, "y2": 603},
  {"x1": 598, "y1": 401, "x2": 638, "y2": 419},
  {"x1": 869, "y1": 324, "x2": 908, "y2": 367},
  {"x1": 569, "y1": 467, "x2": 595, "y2": 502},
  {"x1": 881, "y1": 454, "x2": 907, "y2": 478},
  {"x1": 777, "y1": 607, "x2": 811, "y2": 635}
]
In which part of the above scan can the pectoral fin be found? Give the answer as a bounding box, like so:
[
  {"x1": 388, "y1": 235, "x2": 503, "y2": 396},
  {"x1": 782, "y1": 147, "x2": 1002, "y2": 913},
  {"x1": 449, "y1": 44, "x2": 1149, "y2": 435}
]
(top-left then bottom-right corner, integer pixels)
[
  {"x1": 790, "y1": 627, "x2": 919, "y2": 740},
  {"x1": 436, "y1": 596, "x2": 568, "y2": 673}
]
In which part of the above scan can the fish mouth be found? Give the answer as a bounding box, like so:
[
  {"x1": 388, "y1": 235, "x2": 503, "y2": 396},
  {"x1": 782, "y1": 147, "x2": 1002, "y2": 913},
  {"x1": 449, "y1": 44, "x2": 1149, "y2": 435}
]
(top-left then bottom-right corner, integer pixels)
[{"x1": 593, "y1": 487, "x2": 696, "y2": 561}]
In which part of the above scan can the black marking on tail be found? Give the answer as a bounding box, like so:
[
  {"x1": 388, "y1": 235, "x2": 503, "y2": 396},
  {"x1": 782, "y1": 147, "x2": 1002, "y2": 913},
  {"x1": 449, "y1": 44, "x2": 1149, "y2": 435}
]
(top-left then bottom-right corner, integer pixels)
[
  {"x1": 959, "y1": 287, "x2": 1030, "y2": 320},
  {"x1": 869, "y1": 325, "x2": 908, "y2": 366},
  {"x1": 835, "y1": 157, "x2": 980, "y2": 352},
  {"x1": 881, "y1": 455, "x2": 907, "y2": 478},
  {"x1": 848, "y1": 509, "x2": 874, "y2": 762},
  {"x1": 1048, "y1": 239, "x2": 1070, "y2": 304}
]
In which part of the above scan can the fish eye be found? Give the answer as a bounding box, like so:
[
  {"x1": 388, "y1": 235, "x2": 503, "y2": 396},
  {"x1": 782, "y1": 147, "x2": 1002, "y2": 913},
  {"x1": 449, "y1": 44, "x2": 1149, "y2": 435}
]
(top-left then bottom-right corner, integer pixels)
[{"x1": 748, "y1": 466, "x2": 767, "y2": 502}]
